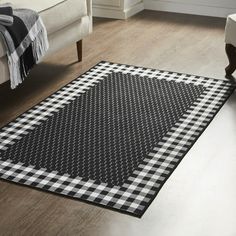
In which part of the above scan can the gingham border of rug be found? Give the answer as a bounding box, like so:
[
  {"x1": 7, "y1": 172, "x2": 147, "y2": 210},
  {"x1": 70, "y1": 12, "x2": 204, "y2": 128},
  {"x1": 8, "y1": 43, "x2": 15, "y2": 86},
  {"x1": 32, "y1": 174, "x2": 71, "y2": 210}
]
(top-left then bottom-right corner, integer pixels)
[{"x1": 0, "y1": 61, "x2": 235, "y2": 217}]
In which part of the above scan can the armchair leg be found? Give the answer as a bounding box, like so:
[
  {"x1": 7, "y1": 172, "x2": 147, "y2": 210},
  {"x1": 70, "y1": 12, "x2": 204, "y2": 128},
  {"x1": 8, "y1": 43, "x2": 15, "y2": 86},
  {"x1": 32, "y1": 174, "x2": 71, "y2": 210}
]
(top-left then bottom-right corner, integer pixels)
[
  {"x1": 76, "y1": 40, "x2": 82, "y2": 62},
  {"x1": 225, "y1": 44, "x2": 236, "y2": 76}
]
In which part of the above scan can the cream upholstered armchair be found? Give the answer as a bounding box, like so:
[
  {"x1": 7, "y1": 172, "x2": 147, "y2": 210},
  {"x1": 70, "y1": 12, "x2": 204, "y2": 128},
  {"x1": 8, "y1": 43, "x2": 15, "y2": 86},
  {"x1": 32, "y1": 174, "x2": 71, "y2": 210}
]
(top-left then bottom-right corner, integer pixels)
[
  {"x1": 0, "y1": 0, "x2": 92, "y2": 85},
  {"x1": 225, "y1": 14, "x2": 236, "y2": 76}
]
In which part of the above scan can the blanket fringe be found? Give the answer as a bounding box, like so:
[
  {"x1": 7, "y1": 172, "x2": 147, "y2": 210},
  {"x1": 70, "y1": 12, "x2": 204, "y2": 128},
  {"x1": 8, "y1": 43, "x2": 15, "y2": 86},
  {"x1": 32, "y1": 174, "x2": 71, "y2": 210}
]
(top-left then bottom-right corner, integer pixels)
[
  {"x1": 32, "y1": 17, "x2": 49, "y2": 63},
  {"x1": 8, "y1": 53, "x2": 22, "y2": 89}
]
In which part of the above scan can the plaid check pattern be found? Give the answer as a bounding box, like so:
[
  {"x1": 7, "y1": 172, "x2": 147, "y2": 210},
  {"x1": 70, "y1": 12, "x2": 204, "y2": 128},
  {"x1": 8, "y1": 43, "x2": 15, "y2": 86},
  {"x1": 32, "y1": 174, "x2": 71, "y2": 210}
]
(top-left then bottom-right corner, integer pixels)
[{"x1": 0, "y1": 61, "x2": 235, "y2": 217}]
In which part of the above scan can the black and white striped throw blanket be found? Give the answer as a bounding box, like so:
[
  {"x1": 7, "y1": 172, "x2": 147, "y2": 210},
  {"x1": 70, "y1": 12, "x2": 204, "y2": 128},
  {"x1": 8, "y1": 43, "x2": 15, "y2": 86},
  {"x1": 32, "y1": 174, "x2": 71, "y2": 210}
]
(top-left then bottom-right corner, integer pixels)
[{"x1": 0, "y1": 3, "x2": 49, "y2": 89}]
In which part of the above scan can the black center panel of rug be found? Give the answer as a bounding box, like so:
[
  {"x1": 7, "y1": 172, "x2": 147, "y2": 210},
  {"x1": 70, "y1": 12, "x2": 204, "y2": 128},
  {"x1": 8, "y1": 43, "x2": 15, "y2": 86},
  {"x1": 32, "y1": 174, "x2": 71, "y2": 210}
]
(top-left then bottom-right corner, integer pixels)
[{"x1": 2, "y1": 72, "x2": 204, "y2": 186}]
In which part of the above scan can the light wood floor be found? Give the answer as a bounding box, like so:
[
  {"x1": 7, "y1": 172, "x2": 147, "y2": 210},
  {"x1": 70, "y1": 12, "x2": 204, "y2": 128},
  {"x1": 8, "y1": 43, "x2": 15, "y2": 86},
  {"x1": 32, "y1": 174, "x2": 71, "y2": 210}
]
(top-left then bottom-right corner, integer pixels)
[{"x1": 1, "y1": 10, "x2": 236, "y2": 236}]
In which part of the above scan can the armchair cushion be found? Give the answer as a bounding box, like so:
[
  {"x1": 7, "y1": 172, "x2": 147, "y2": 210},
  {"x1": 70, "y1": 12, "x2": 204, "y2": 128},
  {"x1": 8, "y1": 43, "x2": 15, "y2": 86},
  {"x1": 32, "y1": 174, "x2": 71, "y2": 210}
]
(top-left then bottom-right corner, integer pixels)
[{"x1": 0, "y1": 0, "x2": 66, "y2": 13}]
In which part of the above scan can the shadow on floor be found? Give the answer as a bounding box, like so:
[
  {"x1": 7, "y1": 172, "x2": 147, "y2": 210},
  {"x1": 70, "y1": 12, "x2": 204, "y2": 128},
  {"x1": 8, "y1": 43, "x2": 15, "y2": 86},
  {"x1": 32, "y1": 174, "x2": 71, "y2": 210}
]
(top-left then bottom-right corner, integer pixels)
[
  {"x1": 132, "y1": 10, "x2": 226, "y2": 29},
  {"x1": 0, "y1": 62, "x2": 72, "y2": 121}
]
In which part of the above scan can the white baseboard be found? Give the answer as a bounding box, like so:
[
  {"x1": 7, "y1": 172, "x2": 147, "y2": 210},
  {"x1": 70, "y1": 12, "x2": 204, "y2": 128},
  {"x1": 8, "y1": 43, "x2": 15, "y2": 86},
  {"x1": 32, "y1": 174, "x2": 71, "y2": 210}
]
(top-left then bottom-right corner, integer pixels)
[
  {"x1": 144, "y1": 0, "x2": 236, "y2": 18},
  {"x1": 125, "y1": 2, "x2": 144, "y2": 18},
  {"x1": 93, "y1": 2, "x2": 144, "y2": 19}
]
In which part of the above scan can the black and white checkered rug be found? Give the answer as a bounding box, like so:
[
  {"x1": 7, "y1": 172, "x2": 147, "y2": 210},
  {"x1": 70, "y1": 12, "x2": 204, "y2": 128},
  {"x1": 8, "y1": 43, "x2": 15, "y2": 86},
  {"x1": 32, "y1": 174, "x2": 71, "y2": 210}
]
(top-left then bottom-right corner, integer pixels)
[{"x1": 0, "y1": 62, "x2": 235, "y2": 217}]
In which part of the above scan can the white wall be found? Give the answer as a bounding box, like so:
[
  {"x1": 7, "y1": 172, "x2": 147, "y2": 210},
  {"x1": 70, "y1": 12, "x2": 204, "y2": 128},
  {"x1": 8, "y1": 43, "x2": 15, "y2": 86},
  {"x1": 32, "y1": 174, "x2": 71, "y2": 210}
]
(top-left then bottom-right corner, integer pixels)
[
  {"x1": 144, "y1": 0, "x2": 236, "y2": 18},
  {"x1": 93, "y1": 0, "x2": 236, "y2": 19}
]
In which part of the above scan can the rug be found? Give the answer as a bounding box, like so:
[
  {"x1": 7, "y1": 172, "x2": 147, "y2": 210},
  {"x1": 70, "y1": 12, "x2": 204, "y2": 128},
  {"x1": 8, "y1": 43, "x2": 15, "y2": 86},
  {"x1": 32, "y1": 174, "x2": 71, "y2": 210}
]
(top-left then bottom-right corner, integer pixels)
[{"x1": 0, "y1": 61, "x2": 235, "y2": 217}]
